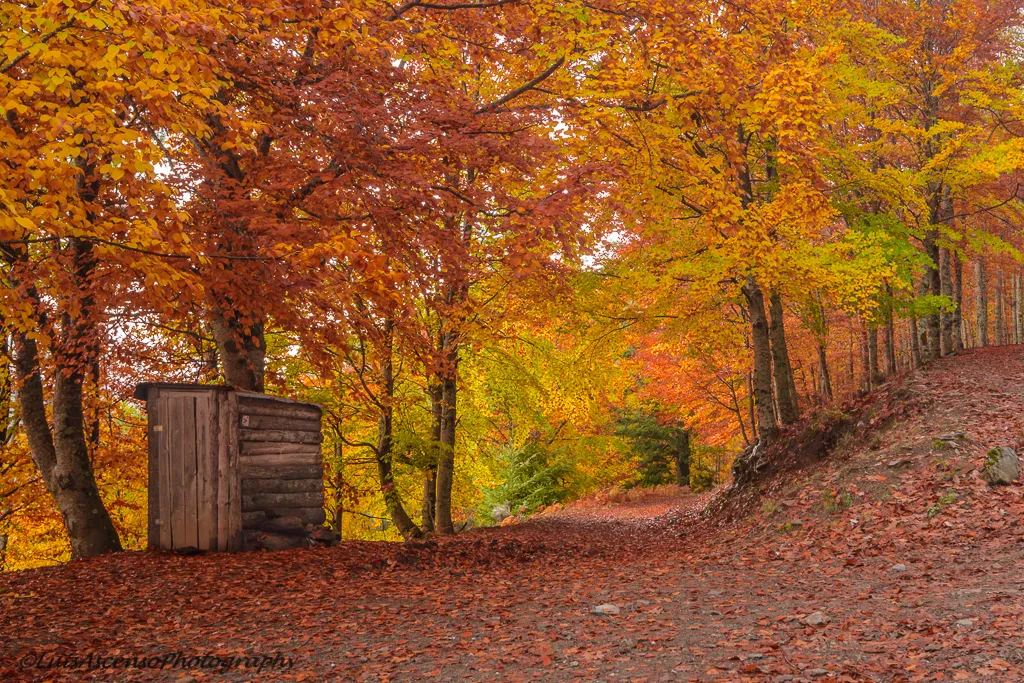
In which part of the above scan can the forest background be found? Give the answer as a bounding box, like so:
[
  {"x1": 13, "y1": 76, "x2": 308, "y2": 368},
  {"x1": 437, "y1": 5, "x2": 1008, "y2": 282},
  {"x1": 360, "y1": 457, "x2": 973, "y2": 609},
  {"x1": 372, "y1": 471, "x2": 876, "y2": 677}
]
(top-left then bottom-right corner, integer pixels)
[{"x1": 2, "y1": 0, "x2": 1024, "y2": 569}]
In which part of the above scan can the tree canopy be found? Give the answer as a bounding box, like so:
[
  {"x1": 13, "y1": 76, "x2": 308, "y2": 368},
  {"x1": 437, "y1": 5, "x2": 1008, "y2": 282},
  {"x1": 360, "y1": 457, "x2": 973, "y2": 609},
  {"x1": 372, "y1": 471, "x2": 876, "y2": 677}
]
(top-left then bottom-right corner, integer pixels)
[{"x1": 2, "y1": 0, "x2": 1024, "y2": 567}]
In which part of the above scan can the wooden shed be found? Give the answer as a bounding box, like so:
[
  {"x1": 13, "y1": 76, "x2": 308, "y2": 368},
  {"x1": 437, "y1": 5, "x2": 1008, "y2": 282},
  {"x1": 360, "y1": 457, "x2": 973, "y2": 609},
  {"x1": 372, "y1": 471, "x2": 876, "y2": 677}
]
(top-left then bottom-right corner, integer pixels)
[{"x1": 135, "y1": 384, "x2": 326, "y2": 552}]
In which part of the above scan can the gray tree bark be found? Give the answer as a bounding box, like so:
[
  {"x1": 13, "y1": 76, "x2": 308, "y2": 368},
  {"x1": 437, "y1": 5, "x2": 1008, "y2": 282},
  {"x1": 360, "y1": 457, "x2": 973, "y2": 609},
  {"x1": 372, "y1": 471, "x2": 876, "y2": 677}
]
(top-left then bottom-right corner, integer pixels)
[
  {"x1": 13, "y1": 257, "x2": 122, "y2": 560},
  {"x1": 211, "y1": 312, "x2": 266, "y2": 392},
  {"x1": 976, "y1": 258, "x2": 988, "y2": 347},
  {"x1": 742, "y1": 279, "x2": 777, "y2": 443},
  {"x1": 816, "y1": 344, "x2": 833, "y2": 402},
  {"x1": 375, "y1": 321, "x2": 421, "y2": 540},
  {"x1": 996, "y1": 270, "x2": 1006, "y2": 346},
  {"x1": 433, "y1": 331, "x2": 459, "y2": 535},
  {"x1": 952, "y1": 252, "x2": 964, "y2": 352},
  {"x1": 939, "y1": 248, "x2": 954, "y2": 356},
  {"x1": 767, "y1": 290, "x2": 799, "y2": 425}
]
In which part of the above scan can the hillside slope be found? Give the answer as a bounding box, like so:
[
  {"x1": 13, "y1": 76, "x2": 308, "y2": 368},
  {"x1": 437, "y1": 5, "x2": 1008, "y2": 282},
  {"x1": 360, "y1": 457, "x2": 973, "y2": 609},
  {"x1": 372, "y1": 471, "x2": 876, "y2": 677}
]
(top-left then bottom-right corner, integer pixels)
[{"x1": 2, "y1": 347, "x2": 1023, "y2": 682}]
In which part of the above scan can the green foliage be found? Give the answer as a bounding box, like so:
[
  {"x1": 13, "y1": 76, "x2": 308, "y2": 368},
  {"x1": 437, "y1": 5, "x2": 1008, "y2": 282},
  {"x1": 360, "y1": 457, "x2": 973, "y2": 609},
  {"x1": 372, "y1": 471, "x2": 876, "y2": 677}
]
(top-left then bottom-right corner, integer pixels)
[
  {"x1": 615, "y1": 408, "x2": 690, "y2": 488},
  {"x1": 479, "y1": 440, "x2": 580, "y2": 524},
  {"x1": 688, "y1": 443, "x2": 728, "y2": 491},
  {"x1": 820, "y1": 488, "x2": 854, "y2": 514},
  {"x1": 926, "y1": 490, "x2": 958, "y2": 518}
]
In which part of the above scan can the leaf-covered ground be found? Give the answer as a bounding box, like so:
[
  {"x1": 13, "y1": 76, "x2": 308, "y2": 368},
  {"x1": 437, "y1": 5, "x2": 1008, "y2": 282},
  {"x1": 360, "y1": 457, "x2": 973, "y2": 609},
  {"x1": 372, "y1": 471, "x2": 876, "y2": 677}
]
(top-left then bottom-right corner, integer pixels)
[{"x1": 3, "y1": 347, "x2": 1024, "y2": 682}]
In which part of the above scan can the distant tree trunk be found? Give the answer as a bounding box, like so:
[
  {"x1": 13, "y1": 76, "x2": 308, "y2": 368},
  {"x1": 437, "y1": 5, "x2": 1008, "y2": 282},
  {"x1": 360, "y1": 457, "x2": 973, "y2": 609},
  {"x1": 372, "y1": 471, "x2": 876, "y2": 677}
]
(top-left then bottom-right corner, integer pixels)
[
  {"x1": 883, "y1": 290, "x2": 897, "y2": 376},
  {"x1": 923, "y1": 231, "x2": 942, "y2": 361},
  {"x1": 952, "y1": 252, "x2": 964, "y2": 352},
  {"x1": 767, "y1": 290, "x2": 799, "y2": 425},
  {"x1": 1018, "y1": 269, "x2": 1024, "y2": 344},
  {"x1": 332, "y1": 442, "x2": 344, "y2": 536},
  {"x1": 868, "y1": 326, "x2": 880, "y2": 386},
  {"x1": 910, "y1": 317, "x2": 922, "y2": 369},
  {"x1": 433, "y1": 330, "x2": 459, "y2": 535},
  {"x1": 939, "y1": 248, "x2": 954, "y2": 356},
  {"x1": 1012, "y1": 274, "x2": 1020, "y2": 344},
  {"x1": 996, "y1": 270, "x2": 1006, "y2": 345},
  {"x1": 924, "y1": 187, "x2": 951, "y2": 360},
  {"x1": 742, "y1": 279, "x2": 777, "y2": 443},
  {"x1": 421, "y1": 382, "x2": 441, "y2": 534},
  {"x1": 976, "y1": 258, "x2": 989, "y2": 347},
  {"x1": 817, "y1": 343, "x2": 833, "y2": 402},
  {"x1": 848, "y1": 324, "x2": 856, "y2": 380},
  {"x1": 211, "y1": 311, "x2": 265, "y2": 392},
  {"x1": 859, "y1": 326, "x2": 870, "y2": 391},
  {"x1": 882, "y1": 321, "x2": 896, "y2": 377},
  {"x1": 674, "y1": 430, "x2": 691, "y2": 487},
  {"x1": 1015, "y1": 271, "x2": 1024, "y2": 345},
  {"x1": 12, "y1": 269, "x2": 122, "y2": 559},
  {"x1": 376, "y1": 321, "x2": 422, "y2": 540}
]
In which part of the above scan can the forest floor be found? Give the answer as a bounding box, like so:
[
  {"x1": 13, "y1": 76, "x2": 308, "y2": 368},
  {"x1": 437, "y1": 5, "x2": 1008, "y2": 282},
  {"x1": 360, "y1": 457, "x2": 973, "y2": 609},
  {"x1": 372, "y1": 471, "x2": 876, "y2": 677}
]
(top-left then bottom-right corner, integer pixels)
[{"x1": 3, "y1": 346, "x2": 1024, "y2": 682}]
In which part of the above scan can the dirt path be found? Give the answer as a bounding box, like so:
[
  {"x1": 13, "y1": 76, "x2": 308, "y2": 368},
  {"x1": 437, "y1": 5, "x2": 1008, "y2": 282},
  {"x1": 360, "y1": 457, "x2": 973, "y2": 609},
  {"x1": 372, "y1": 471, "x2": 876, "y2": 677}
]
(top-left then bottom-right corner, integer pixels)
[{"x1": 3, "y1": 348, "x2": 1024, "y2": 682}]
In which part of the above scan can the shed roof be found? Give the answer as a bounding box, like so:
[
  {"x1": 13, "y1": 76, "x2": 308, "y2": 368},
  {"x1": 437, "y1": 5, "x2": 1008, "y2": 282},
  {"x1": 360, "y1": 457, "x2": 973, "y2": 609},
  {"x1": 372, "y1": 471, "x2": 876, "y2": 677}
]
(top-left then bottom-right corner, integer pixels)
[{"x1": 133, "y1": 383, "x2": 323, "y2": 412}]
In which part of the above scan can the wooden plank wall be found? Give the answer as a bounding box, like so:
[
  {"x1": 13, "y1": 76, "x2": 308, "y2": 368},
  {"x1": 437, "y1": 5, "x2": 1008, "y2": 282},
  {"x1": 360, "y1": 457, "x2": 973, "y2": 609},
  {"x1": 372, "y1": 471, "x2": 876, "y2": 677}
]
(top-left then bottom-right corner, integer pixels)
[
  {"x1": 147, "y1": 387, "x2": 162, "y2": 548},
  {"x1": 238, "y1": 395, "x2": 325, "y2": 530},
  {"x1": 147, "y1": 387, "x2": 322, "y2": 551}
]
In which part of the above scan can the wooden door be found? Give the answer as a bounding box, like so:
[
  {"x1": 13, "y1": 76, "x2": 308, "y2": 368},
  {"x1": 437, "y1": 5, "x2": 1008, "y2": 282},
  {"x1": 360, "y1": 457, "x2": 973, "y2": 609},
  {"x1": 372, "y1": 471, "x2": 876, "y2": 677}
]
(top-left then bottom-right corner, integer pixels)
[{"x1": 156, "y1": 391, "x2": 217, "y2": 550}]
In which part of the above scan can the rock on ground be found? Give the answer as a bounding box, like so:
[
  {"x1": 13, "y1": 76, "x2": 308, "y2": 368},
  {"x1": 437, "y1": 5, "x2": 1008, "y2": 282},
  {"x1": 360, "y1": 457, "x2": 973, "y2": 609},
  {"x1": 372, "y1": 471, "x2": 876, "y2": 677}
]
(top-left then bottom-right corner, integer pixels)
[{"x1": 982, "y1": 446, "x2": 1018, "y2": 485}]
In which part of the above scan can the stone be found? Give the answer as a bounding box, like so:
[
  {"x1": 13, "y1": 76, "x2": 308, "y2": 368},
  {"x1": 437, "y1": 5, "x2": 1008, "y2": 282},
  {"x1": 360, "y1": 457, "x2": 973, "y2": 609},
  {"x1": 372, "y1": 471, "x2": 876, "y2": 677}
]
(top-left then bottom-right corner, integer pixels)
[
  {"x1": 591, "y1": 604, "x2": 621, "y2": 615},
  {"x1": 890, "y1": 563, "x2": 907, "y2": 573},
  {"x1": 982, "y1": 447, "x2": 1018, "y2": 486},
  {"x1": 802, "y1": 611, "x2": 827, "y2": 626},
  {"x1": 954, "y1": 618, "x2": 974, "y2": 629}
]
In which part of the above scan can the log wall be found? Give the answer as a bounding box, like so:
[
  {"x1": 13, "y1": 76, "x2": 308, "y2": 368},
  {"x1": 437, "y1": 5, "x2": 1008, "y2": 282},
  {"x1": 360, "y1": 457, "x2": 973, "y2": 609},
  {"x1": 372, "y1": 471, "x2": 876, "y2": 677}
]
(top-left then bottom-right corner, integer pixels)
[
  {"x1": 238, "y1": 394, "x2": 325, "y2": 530},
  {"x1": 139, "y1": 384, "x2": 325, "y2": 552}
]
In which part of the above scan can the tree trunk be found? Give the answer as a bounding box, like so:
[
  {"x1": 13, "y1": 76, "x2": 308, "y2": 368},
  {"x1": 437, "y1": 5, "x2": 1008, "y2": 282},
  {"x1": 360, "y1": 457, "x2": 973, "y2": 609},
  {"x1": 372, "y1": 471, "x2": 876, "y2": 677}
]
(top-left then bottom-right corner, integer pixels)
[
  {"x1": 1018, "y1": 269, "x2": 1024, "y2": 344},
  {"x1": 939, "y1": 248, "x2": 954, "y2": 356},
  {"x1": 952, "y1": 252, "x2": 964, "y2": 352},
  {"x1": 421, "y1": 382, "x2": 441, "y2": 534},
  {"x1": 742, "y1": 279, "x2": 777, "y2": 443},
  {"x1": 433, "y1": 331, "x2": 459, "y2": 535},
  {"x1": 816, "y1": 343, "x2": 833, "y2": 402},
  {"x1": 976, "y1": 257, "x2": 989, "y2": 347},
  {"x1": 14, "y1": 325, "x2": 121, "y2": 558},
  {"x1": 211, "y1": 311, "x2": 266, "y2": 392},
  {"x1": 909, "y1": 317, "x2": 922, "y2": 369},
  {"x1": 674, "y1": 430, "x2": 691, "y2": 487},
  {"x1": 923, "y1": 230, "x2": 942, "y2": 360},
  {"x1": 996, "y1": 270, "x2": 1006, "y2": 346},
  {"x1": 767, "y1": 290, "x2": 799, "y2": 425},
  {"x1": 375, "y1": 321, "x2": 421, "y2": 540},
  {"x1": 848, "y1": 324, "x2": 856, "y2": 380},
  {"x1": 860, "y1": 326, "x2": 871, "y2": 391},
  {"x1": 747, "y1": 373, "x2": 756, "y2": 439},
  {"x1": 868, "y1": 326, "x2": 880, "y2": 386},
  {"x1": 1016, "y1": 271, "x2": 1024, "y2": 345},
  {"x1": 1012, "y1": 274, "x2": 1020, "y2": 344},
  {"x1": 884, "y1": 293, "x2": 897, "y2": 376}
]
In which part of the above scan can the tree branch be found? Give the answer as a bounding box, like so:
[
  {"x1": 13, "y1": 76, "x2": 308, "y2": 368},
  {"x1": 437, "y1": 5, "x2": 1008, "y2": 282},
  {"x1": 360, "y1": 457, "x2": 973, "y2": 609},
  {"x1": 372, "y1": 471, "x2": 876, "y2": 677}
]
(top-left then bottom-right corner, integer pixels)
[{"x1": 475, "y1": 56, "x2": 566, "y2": 114}]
